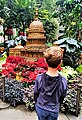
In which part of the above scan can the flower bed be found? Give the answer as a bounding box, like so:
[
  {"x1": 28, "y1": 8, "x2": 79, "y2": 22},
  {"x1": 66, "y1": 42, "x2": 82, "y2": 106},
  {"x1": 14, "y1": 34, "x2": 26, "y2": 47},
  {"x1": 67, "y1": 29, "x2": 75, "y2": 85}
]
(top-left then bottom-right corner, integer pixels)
[
  {"x1": 1, "y1": 56, "x2": 48, "y2": 82},
  {"x1": 0, "y1": 55, "x2": 81, "y2": 115}
]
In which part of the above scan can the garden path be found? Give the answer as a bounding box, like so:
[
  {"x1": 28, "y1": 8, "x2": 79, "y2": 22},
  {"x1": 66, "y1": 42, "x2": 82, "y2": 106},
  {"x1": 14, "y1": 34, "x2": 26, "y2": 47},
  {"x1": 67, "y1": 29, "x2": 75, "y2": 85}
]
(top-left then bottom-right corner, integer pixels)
[{"x1": 0, "y1": 103, "x2": 82, "y2": 120}]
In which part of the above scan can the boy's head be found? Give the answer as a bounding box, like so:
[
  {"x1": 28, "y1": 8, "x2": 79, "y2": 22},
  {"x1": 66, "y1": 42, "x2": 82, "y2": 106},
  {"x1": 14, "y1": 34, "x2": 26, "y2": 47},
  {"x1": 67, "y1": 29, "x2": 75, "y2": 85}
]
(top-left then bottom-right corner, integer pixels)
[{"x1": 43, "y1": 46, "x2": 63, "y2": 68}]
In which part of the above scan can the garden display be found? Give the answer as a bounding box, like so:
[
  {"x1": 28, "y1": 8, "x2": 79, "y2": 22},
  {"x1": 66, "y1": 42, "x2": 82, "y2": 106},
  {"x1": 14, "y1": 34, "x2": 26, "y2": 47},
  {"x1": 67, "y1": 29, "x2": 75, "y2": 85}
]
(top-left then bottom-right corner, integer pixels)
[
  {"x1": 0, "y1": 55, "x2": 81, "y2": 115},
  {"x1": 0, "y1": 77, "x2": 25, "y2": 107},
  {"x1": 54, "y1": 38, "x2": 82, "y2": 68},
  {"x1": 61, "y1": 73, "x2": 82, "y2": 115},
  {"x1": 23, "y1": 84, "x2": 35, "y2": 111},
  {"x1": 60, "y1": 66, "x2": 82, "y2": 115},
  {"x1": 0, "y1": 0, "x2": 82, "y2": 117},
  {"x1": 0, "y1": 56, "x2": 48, "y2": 108},
  {"x1": 61, "y1": 88, "x2": 81, "y2": 114}
]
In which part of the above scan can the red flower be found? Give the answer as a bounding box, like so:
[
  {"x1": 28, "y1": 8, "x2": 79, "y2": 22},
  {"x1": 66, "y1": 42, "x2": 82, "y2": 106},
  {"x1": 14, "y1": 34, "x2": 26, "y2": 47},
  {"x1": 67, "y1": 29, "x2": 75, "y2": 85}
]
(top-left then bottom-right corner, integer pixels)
[
  {"x1": 19, "y1": 32, "x2": 25, "y2": 36},
  {"x1": 28, "y1": 72, "x2": 36, "y2": 81},
  {"x1": 36, "y1": 58, "x2": 48, "y2": 70},
  {"x1": 1, "y1": 69, "x2": 9, "y2": 76},
  {"x1": 57, "y1": 65, "x2": 63, "y2": 71},
  {"x1": 22, "y1": 78, "x2": 29, "y2": 82},
  {"x1": 2, "y1": 56, "x2": 48, "y2": 81}
]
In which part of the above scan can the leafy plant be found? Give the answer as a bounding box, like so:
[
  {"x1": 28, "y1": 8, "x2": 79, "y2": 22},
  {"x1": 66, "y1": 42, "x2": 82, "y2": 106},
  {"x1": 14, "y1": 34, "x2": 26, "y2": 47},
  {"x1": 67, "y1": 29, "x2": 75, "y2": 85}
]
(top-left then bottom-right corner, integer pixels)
[
  {"x1": 15, "y1": 35, "x2": 26, "y2": 46},
  {"x1": 0, "y1": 52, "x2": 7, "y2": 68},
  {"x1": 23, "y1": 84, "x2": 35, "y2": 111},
  {"x1": 5, "y1": 35, "x2": 27, "y2": 48},
  {"x1": 61, "y1": 89, "x2": 81, "y2": 115},
  {"x1": 61, "y1": 72, "x2": 82, "y2": 115},
  {"x1": 38, "y1": 7, "x2": 59, "y2": 43},
  {"x1": 54, "y1": 38, "x2": 82, "y2": 68},
  {"x1": 59, "y1": 66, "x2": 78, "y2": 80},
  {"x1": 76, "y1": 64, "x2": 82, "y2": 73},
  {"x1": 0, "y1": 78, "x2": 25, "y2": 107},
  {"x1": 43, "y1": 20, "x2": 57, "y2": 43},
  {"x1": 0, "y1": 42, "x2": 4, "y2": 47},
  {"x1": 56, "y1": 0, "x2": 82, "y2": 39},
  {"x1": 54, "y1": 38, "x2": 80, "y2": 52}
]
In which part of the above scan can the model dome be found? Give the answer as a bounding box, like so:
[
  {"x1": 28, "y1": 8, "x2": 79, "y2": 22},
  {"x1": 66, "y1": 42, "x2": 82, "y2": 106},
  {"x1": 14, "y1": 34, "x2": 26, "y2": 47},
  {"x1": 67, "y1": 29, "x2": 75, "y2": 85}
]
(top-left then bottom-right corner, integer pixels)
[
  {"x1": 29, "y1": 20, "x2": 45, "y2": 33},
  {"x1": 27, "y1": 8, "x2": 46, "y2": 39}
]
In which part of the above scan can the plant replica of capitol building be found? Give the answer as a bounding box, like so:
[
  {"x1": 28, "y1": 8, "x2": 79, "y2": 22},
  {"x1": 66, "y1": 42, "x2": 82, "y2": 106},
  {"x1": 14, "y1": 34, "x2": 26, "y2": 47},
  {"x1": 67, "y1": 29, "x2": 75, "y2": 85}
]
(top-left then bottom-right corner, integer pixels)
[{"x1": 9, "y1": 8, "x2": 47, "y2": 61}]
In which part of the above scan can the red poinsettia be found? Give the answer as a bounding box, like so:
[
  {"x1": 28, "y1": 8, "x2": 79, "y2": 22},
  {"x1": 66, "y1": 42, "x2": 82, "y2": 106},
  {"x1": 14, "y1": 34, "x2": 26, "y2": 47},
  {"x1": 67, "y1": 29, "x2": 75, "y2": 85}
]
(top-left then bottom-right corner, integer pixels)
[
  {"x1": 1, "y1": 55, "x2": 62, "y2": 83},
  {"x1": 36, "y1": 58, "x2": 48, "y2": 70},
  {"x1": 6, "y1": 56, "x2": 25, "y2": 65},
  {"x1": 2, "y1": 63, "x2": 16, "y2": 69},
  {"x1": 1, "y1": 68, "x2": 16, "y2": 78},
  {"x1": 22, "y1": 78, "x2": 29, "y2": 83}
]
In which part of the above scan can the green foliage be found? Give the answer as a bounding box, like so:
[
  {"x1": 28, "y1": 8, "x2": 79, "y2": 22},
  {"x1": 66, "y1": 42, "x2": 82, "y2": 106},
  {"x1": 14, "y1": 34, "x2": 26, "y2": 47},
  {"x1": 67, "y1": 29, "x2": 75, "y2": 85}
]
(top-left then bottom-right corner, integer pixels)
[
  {"x1": 15, "y1": 0, "x2": 30, "y2": 8},
  {"x1": 45, "y1": 42, "x2": 52, "y2": 47},
  {"x1": 0, "y1": 52, "x2": 7, "y2": 67},
  {"x1": 38, "y1": 7, "x2": 58, "y2": 43},
  {"x1": 0, "y1": 0, "x2": 34, "y2": 31},
  {"x1": 54, "y1": 38, "x2": 81, "y2": 68},
  {"x1": 54, "y1": 38, "x2": 80, "y2": 52},
  {"x1": 0, "y1": 0, "x2": 82, "y2": 43},
  {"x1": 59, "y1": 66, "x2": 78, "y2": 80},
  {"x1": 43, "y1": 20, "x2": 56, "y2": 43},
  {"x1": 38, "y1": 0, "x2": 57, "y2": 12},
  {"x1": 0, "y1": 42, "x2": 4, "y2": 47},
  {"x1": 76, "y1": 64, "x2": 82, "y2": 73},
  {"x1": 56, "y1": 0, "x2": 82, "y2": 39},
  {"x1": 42, "y1": 18, "x2": 59, "y2": 43},
  {"x1": 39, "y1": 9, "x2": 50, "y2": 20}
]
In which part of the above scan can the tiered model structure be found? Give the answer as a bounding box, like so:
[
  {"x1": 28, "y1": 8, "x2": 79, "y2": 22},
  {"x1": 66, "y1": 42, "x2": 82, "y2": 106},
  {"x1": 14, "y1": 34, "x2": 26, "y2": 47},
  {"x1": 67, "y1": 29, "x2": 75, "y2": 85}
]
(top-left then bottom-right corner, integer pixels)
[{"x1": 9, "y1": 8, "x2": 47, "y2": 61}]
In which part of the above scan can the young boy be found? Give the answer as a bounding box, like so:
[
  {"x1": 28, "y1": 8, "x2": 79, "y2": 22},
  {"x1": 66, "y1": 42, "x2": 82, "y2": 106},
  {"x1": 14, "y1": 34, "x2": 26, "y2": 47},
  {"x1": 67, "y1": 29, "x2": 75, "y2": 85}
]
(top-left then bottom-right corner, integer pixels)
[{"x1": 34, "y1": 46, "x2": 67, "y2": 120}]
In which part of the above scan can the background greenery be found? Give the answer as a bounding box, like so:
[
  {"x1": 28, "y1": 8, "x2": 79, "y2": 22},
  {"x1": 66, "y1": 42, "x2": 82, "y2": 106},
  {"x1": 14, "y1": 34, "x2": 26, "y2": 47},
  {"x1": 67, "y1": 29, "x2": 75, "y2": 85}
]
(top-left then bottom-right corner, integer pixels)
[{"x1": 0, "y1": 0, "x2": 82, "y2": 42}]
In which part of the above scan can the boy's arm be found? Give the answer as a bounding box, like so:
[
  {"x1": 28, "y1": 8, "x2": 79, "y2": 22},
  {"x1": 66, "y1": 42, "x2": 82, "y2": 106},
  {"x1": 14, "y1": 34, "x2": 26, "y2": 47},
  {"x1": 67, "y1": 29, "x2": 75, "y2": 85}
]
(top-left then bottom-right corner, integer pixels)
[
  {"x1": 34, "y1": 74, "x2": 41, "y2": 102},
  {"x1": 34, "y1": 92, "x2": 39, "y2": 102},
  {"x1": 59, "y1": 77, "x2": 67, "y2": 104},
  {"x1": 59, "y1": 89, "x2": 67, "y2": 104}
]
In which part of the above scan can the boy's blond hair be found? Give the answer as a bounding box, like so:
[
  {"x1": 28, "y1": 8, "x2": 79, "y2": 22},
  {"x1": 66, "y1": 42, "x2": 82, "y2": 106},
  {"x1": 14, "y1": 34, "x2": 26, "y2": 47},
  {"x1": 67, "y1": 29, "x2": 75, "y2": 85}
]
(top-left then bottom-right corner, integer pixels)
[{"x1": 44, "y1": 46, "x2": 63, "y2": 68}]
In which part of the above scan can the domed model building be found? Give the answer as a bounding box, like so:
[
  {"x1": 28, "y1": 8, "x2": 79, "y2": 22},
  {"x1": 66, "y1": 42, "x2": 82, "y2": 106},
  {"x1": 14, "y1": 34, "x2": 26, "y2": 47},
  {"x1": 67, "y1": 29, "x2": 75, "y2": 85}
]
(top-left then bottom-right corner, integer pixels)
[
  {"x1": 27, "y1": 8, "x2": 46, "y2": 42},
  {"x1": 9, "y1": 8, "x2": 47, "y2": 61},
  {"x1": 21, "y1": 8, "x2": 47, "y2": 61}
]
